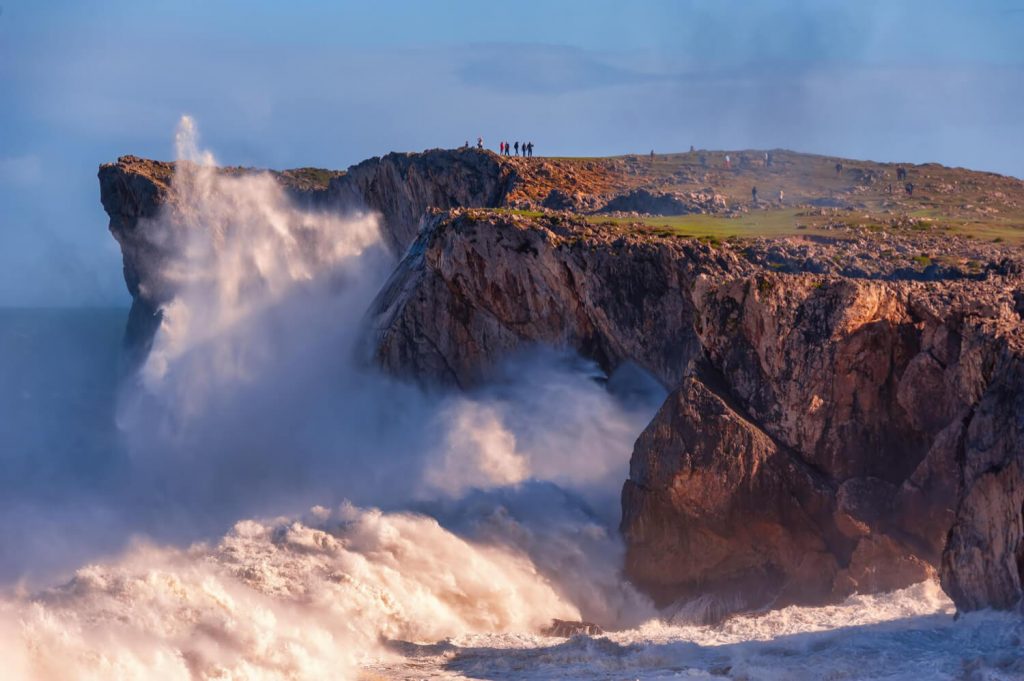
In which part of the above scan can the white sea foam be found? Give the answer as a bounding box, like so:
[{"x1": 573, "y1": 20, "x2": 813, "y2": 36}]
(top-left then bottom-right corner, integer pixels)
[
  {"x1": 3, "y1": 118, "x2": 1022, "y2": 680},
  {"x1": 6, "y1": 542, "x2": 1019, "y2": 681}
]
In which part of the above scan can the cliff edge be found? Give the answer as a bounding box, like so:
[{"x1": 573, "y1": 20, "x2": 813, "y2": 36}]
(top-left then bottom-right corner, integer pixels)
[{"x1": 100, "y1": 147, "x2": 1024, "y2": 617}]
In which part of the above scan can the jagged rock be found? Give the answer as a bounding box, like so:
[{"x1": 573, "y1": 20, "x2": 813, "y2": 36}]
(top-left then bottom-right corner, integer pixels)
[
  {"x1": 599, "y1": 187, "x2": 727, "y2": 215},
  {"x1": 542, "y1": 188, "x2": 595, "y2": 211},
  {"x1": 941, "y1": 343, "x2": 1024, "y2": 610},
  {"x1": 368, "y1": 210, "x2": 720, "y2": 388},
  {"x1": 621, "y1": 376, "x2": 847, "y2": 612},
  {"x1": 99, "y1": 149, "x2": 1024, "y2": 616},
  {"x1": 327, "y1": 148, "x2": 517, "y2": 253},
  {"x1": 97, "y1": 150, "x2": 518, "y2": 352},
  {"x1": 543, "y1": 619, "x2": 604, "y2": 637},
  {"x1": 367, "y1": 210, "x2": 1024, "y2": 615}
]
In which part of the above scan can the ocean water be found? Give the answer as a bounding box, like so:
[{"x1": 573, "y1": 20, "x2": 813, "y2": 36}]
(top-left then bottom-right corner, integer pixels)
[{"x1": 0, "y1": 119, "x2": 1021, "y2": 680}]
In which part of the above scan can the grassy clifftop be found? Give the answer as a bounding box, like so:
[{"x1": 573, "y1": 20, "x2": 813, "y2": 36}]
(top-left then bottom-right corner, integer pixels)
[{"x1": 496, "y1": 149, "x2": 1024, "y2": 243}]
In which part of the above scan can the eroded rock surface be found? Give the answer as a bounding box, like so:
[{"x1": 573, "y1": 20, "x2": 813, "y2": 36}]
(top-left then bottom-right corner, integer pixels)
[
  {"x1": 369, "y1": 210, "x2": 723, "y2": 388},
  {"x1": 99, "y1": 148, "x2": 1024, "y2": 616},
  {"x1": 599, "y1": 187, "x2": 727, "y2": 215},
  {"x1": 368, "y1": 208, "x2": 1024, "y2": 616}
]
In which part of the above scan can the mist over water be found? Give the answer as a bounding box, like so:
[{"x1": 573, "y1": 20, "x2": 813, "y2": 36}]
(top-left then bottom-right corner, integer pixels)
[
  {"x1": 1, "y1": 118, "x2": 1019, "y2": 680},
  {"x1": 0, "y1": 118, "x2": 667, "y2": 678}
]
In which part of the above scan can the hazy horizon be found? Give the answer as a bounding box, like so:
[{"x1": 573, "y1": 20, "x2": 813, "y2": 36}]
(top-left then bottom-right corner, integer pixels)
[{"x1": 2, "y1": 0, "x2": 1022, "y2": 304}]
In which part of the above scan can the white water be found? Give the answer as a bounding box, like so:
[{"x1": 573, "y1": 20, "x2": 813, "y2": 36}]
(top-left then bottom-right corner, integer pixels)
[{"x1": 1, "y1": 118, "x2": 1022, "y2": 680}]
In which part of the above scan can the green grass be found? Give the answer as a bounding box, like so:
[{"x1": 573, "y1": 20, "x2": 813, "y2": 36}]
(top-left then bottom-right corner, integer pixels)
[
  {"x1": 490, "y1": 205, "x2": 1024, "y2": 244},
  {"x1": 587, "y1": 209, "x2": 829, "y2": 239},
  {"x1": 907, "y1": 208, "x2": 1024, "y2": 242}
]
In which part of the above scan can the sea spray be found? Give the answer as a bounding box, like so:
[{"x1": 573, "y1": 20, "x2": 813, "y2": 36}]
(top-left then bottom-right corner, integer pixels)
[
  {"x1": 136, "y1": 115, "x2": 382, "y2": 409},
  {"x1": 0, "y1": 117, "x2": 669, "y2": 678},
  {"x1": 2, "y1": 116, "x2": 1023, "y2": 680}
]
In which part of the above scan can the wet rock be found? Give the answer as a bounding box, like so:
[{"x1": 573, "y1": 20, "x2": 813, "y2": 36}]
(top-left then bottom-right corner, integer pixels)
[{"x1": 543, "y1": 619, "x2": 604, "y2": 637}]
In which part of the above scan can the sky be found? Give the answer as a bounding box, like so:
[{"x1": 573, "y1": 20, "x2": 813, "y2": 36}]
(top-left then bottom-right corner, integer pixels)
[{"x1": 0, "y1": 0, "x2": 1022, "y2": 306}]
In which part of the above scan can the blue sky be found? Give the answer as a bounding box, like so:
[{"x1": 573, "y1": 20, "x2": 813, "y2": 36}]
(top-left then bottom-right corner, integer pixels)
[{"x1": 1, "y1": 0, "x2": 1022, "y2": 305}]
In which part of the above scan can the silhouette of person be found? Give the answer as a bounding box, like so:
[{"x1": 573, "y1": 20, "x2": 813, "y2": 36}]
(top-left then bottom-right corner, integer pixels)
[
  {"x1": 905, "y1": 182, "x2": 914, "y2": 196},
  {"x1": 530, "y1": 142, "x2": 534, "y2": 157},
  {"x1": 835, "y1": 162, "x2": 843, "y2": 176},
  {"x1": 752, "y1": 186, "x2": 758, "y2": 204},
  {"x1": 477, "y1": 137, "x2": 483, "y2": 149},
  {"x1": 513, "y1": 141, "x2": 519, "y2": 156}
]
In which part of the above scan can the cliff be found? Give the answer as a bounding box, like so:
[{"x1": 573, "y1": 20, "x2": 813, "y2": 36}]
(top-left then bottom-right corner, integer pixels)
[
  {"x1": 99, "y1": 147, "x2": 1024, "y2": 617},
  {"x1": 367, "y1": 207, "x2": 1024, "y2": 617},
  {"x1": 97, "y1": 149, "x2": 519, "y2": 355}
]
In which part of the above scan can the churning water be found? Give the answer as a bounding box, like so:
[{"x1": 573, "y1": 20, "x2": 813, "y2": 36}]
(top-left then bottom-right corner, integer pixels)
[{"x1": 0, "y1": 119, "x2": 1020, "y2": 680}]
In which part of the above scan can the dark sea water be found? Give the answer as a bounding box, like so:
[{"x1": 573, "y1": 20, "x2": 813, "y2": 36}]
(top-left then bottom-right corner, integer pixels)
[{"x1": 0, "y1": 307, "x2": 129, "y2": 582}]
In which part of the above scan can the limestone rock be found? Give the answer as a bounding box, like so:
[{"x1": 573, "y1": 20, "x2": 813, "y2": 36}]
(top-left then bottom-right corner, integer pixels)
[
  {"x1": 368, "y1": 209, "x2": 1024, "y2": 615},
  {"x1": 599, "y1": 187, "x2": 727, "y2": 215},
  {"x1": 99, "y1": 150, "x2": 1024, "y2": 616}
]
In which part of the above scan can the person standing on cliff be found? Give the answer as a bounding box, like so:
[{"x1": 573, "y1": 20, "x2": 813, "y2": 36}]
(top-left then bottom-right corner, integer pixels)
[
  {"x1": 777, "y1": 189, "x2": 784, "y2": 205},
  {"x1": 724, "y1": 154, "x2": 731, "y2": 169},
  {"x1": 477, "y1": 137, "x2": 483, "y2": 149},
  {"x1": 835, "y1": 162, "x2": 843, "y2": 176},
  {"x1": 528, "y1": 142, "x2": 534, "y2": 158},
  {"x1": 514, "y1": 141, "x2": 519, "y2": 156},
  {"x1": 752, "y1": 186, "x2": 758, "y2": 204}
]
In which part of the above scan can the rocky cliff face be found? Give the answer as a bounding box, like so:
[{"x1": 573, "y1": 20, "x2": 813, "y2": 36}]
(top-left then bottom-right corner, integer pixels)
[
  {"x1": 328, "y1": 149, "x2": 519, "y2": 254},
  {"x1": 369, "y1": 210, "x2": 721, "y2": 388},
  {"x1": 98, "y1": 149, "x2": 519, "y2": 353},
  {"x1": 367, "y1": 208, "x2": 1024, "y2": 616},
  {"x1": 100, "y1": 148, "x2": 1024, "y2": 618}
]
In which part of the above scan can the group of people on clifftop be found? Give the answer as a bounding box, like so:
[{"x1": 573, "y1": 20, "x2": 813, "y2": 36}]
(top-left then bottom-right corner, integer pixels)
[
  {"x1": 499, "y1": 140, "x2": 534, "y2": 157},
  {"x1": 465, "y1": 138, "x2": 535, "y2": 157}
]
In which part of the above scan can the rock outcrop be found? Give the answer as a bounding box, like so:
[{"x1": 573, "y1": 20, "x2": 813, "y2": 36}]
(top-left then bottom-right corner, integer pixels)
[
  {"x1": 369, "y1": 210, "x2": 718, "y2": 388},
  {"x1": 98, "y1": 149, "x2": 518, "y2": 352},
  {"x1": 367, "y1": 208, "x2": 1024, "y2": 616},
  {"x1": 327, "y1": 149, "x2": 518, "y2": 253},
  {"x1": 100, "y1": 148, "x2": 1024, "y2": 617},
  {"x1": 599, "y1": 188, "x2": 727, "y2": 215}
]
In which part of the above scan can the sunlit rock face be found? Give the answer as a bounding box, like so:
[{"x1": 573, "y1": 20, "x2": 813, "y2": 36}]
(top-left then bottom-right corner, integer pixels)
[
  {"x1": 367, "y1": 208, "x2": 1024, "y2": 616},
  {"x1": 100, "y1": 147, "x2": 1024, "y2": 616}
]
